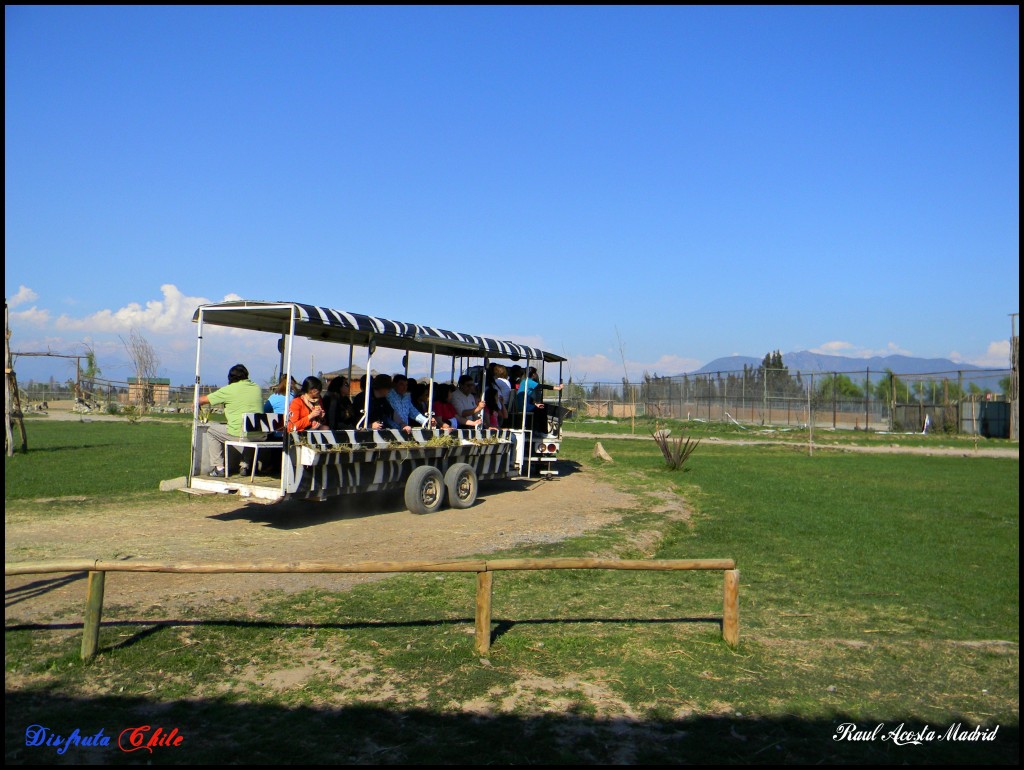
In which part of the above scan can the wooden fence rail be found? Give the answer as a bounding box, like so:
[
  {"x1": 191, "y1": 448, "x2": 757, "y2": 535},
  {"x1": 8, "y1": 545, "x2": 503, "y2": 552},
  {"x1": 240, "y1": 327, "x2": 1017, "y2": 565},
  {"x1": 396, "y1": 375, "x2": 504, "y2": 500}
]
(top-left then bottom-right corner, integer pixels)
[{"x1": 5, "y1": 558, "x2": 739, "y2": 659}]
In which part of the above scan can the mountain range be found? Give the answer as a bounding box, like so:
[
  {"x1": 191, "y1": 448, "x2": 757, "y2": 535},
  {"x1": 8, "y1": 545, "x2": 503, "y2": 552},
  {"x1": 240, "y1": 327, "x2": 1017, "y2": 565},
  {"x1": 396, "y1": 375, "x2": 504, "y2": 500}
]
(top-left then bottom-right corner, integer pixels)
[{"x1": 688, "y1": 352, "x2": 1005, "y2": 377}]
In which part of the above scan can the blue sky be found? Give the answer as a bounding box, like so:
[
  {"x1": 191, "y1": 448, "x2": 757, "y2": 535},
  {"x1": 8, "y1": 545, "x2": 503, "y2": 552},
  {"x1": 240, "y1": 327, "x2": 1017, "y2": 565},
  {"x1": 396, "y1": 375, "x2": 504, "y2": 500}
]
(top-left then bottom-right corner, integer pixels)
[{"x1": 5, "y1": 6, "x2": 1019, "y2": 386}]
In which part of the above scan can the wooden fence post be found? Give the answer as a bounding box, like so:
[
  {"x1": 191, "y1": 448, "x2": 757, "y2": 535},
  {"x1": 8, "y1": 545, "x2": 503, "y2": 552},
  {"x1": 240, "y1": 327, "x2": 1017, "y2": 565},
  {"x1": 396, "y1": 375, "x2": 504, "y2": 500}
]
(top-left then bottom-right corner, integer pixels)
[
  {"x1": 81, "y1": 570, "x2": 106, "y2": 660},
  {"x1": 474, "y1": 570, "x2": 493, "y2": 655},
  {"x1": 723, "y1": 569, "x2": 739, "y2": 647}
]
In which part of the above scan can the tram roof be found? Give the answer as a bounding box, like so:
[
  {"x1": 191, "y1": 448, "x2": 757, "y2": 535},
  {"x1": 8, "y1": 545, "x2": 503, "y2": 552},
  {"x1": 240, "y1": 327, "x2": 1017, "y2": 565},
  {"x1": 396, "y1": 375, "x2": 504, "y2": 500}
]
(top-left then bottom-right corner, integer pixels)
[{"x1": 193, "y1": 300, "x2": 566, "y2": 363}]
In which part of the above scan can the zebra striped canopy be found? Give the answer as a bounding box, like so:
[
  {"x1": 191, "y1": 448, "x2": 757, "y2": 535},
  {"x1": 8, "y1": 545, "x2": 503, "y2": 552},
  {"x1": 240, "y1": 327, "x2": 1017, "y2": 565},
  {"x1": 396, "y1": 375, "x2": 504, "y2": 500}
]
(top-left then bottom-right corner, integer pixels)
[{"x1": 193, "y1": 300, "x2": 566, "y2": 363}]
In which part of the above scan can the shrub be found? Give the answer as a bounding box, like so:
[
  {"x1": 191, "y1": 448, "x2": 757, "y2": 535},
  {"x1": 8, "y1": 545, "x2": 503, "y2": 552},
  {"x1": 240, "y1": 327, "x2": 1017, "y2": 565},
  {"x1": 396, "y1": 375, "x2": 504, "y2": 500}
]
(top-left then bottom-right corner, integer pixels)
[{"x1": 650, "y1": 423, "x2": 700, "y2": 471}]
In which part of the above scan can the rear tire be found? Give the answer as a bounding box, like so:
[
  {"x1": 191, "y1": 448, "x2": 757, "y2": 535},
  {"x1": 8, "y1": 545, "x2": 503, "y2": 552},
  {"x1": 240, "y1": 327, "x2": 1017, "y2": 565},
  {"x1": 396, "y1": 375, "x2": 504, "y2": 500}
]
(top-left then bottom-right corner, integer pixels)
[
  {"x1": 405, "y1": 465, "x2": 445, "y2": 514},
  {"x1": 445, "y1": 463, "x2": 478, "y2": 509}
]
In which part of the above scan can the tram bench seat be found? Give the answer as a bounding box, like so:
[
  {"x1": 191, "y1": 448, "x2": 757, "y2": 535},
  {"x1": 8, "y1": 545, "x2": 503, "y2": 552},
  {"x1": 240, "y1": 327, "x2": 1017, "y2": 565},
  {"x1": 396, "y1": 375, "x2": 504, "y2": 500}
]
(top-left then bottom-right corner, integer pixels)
[{"x1": 224, "y1": 413, "x2": 285, "y2": 481}]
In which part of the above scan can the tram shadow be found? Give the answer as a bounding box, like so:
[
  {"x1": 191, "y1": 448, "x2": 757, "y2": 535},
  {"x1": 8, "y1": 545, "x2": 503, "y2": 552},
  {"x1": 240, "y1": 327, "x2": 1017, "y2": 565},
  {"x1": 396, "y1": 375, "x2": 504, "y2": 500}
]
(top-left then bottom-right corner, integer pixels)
[{"x1": 210, "y1": 458, "x2": 583, "y2": 530}]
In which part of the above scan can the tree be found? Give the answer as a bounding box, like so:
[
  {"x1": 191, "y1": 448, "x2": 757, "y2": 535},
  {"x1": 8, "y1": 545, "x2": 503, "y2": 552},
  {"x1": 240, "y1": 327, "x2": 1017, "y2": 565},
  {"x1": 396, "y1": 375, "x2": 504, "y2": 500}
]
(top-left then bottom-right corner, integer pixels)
[
  {"x1": 815, "y1": 373, "x2": 864, "y2": 400},
  {"x1": 943, "y1": 379, "x2": 966, "y2": 402},
  {"x1": 874, "y1": 369, "x2": 911, "y2": 404},
  {"x1": 82, "y1": 344, "x2": 101, "y2": 380},
  {"x1": 757, "y1": 350, "x2": 803, "y2": 398},
  {"x1": 967, "y1": 382, "x2": 994, "y2": 398},
  {"x1": 77, "y1": 343, "x2": 102, "y2": 401},
  {"x1": 121, "y1": 329, "x2": 160, "y2": 410}
]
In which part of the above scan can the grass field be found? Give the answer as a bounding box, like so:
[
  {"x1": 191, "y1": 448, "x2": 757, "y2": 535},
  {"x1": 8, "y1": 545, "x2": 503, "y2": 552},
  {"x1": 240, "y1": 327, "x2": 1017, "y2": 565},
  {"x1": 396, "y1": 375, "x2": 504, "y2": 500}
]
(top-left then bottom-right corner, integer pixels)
[
  {"x1": 5, "y1": 420, "x2": 191, "y2": 503},
  {"x1": 5, "y1": 420, "x2": 1019, "y2": 764}
]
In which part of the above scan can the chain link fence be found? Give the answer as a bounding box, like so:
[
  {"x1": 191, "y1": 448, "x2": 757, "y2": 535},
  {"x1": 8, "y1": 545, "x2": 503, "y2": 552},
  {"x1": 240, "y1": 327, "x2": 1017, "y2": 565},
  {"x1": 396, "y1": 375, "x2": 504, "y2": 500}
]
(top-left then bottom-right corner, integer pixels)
[
  {"x1": 19, "y1": 377, "x2": 205, "y2": 415},
  {"x1": 563, "y1": 367, "x2": 1015, "y2": 438},
  {"x1": 19, "y1": 367, "x2": 1017, "y2": 439}
]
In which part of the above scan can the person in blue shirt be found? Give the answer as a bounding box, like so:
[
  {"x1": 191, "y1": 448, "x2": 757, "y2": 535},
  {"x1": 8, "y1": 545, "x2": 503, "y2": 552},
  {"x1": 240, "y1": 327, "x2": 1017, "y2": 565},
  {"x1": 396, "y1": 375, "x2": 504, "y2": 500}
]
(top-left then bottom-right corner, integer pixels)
[
  {"x1": 263, "y1": 376, "x2": 298, "y2": 415},
  {"x1": 510, "y1": 366, "x2": 564, "y2": 434},
  {"x1": 385, "y1": 374, "x2": 434, "y2": 434}
]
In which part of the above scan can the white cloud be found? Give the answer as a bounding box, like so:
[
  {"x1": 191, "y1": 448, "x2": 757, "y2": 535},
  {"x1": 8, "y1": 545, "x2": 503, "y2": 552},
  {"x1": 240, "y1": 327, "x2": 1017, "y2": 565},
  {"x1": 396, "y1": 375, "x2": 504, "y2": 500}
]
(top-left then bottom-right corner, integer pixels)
[
  {"x1": 880, "y1": 341, "x2": 913, "y2": 357},
  {"x1": 809, "y1": 340, "x2": 913, "y2": 358},
  {"x1": 567, "y1": 352, "x2": 699, "y2": 382},
  {"x1": 569, "y1": 354, "x2": 617, "y2": 381},
  {"x1": 7, "y1": 285, "x2": 49, "y2": 325},
  {"x1": 647, "y1": 354, "x2": 703, "y2": 375},
  {"x1": 8, "y1": 285, "x2": 38, "y2": 308},
  {"x1": 810, "y1": 341, "x2": 856, "y2": 355},
  {"x1": 952, "y1": 340, "x2": 1012, "y2": 369},
  {"x1": 10, "y1": 306, "x2": 51, "y2": 325},
  {"x1": 54, "y1": 284, "x2": 213, "y2": 334}
]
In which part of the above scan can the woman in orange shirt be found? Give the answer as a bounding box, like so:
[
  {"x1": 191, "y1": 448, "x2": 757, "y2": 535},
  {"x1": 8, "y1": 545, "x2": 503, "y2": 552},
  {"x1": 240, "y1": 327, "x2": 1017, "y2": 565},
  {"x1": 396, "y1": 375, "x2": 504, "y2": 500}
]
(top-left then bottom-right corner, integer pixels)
[{"x1": 288, "y1": 376, "x2": 326, "y2": 432}]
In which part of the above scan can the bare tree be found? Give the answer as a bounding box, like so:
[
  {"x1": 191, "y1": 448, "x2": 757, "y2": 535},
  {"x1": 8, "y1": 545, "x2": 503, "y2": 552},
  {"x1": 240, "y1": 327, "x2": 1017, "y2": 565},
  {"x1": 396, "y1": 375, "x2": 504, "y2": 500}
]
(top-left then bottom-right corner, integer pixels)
[
  {"x1": 615, "y1": 326, "x2": 636, "y2": 434},
  {"x1": 121, "y1": 329, "x2": 159, "y2": 411}
]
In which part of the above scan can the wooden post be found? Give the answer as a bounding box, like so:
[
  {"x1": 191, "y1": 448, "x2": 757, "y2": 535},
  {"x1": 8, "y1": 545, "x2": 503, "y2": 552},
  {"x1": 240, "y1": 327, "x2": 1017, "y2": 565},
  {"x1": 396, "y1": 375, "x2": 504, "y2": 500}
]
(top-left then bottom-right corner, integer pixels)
[
  {"x1": 81, "y1": 570, "x2": 106, "y2": 660},
  {"x1": 5, "y1": 303, "x2": 28, "y2": 456},
  {"x1": 722, "y1": 569, "x2": 739, "y2": 647},
  {"x1": 474, "y1": 570, "x2": 493, "y2": 655}
]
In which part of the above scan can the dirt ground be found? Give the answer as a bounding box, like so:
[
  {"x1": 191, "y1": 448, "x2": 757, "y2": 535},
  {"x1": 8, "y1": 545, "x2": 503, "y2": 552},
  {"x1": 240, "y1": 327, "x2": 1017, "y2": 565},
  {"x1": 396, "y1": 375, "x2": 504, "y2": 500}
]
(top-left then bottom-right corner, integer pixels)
[{"x1": 5, "y1": 464, "x2": 637, "y2": 624}]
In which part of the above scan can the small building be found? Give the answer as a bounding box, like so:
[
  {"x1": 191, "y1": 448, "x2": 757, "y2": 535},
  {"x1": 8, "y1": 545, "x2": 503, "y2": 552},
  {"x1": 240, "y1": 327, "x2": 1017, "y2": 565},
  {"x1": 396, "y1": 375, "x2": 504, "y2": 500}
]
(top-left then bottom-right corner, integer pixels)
[
  {"x1": 321, "y1": 366, "x2": 373, "y2": 397},
  {"x1": 127, "y1": 377, "x2": 171, "y2": 405}
]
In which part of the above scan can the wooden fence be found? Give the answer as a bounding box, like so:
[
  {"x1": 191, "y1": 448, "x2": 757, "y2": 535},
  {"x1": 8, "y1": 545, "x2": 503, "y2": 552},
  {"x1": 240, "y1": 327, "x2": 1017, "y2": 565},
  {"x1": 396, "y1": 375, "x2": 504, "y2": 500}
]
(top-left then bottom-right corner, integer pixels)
[{"x1": 5, "y1": 558, "x2": 739, "y2": 659}]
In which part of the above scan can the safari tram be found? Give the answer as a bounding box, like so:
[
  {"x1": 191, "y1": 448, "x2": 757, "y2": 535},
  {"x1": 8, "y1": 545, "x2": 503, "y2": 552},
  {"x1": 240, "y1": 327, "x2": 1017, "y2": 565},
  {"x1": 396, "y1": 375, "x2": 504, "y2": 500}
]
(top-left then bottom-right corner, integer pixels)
[{"x1": 187, "y1": 300, "x2": 570, "y2": 512}]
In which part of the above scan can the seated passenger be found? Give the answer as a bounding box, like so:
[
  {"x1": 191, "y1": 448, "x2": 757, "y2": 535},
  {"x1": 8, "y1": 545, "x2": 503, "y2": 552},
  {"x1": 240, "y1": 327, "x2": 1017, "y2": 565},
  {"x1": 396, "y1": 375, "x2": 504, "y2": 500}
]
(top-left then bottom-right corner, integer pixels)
[
  {"x1": 490, "y1": 363, "x2": 512, "y2": 415},
  {"x1": 198, "y1": 363, "x2": 267, "y2": 477},
  {"x1": 386, "y1": 373, "x2": 434, "y2": 434},
  {"x1": 263, "y1": 375, "x2": 297, "y2": 438},
  {"x1": 359, "y1": 374, "x2": 392, "y2": 430},
  {"x1": 509, "y1": 366, "x2": 564, "y2": 434},
  {"x1": 410, "y1": 381, "x2": 432, "y2": 419},
  {"x1": 450, "y1": 375, "x2": 486, "y2": 429},
  {"x1": 263, "y1": 376, "x2": 298, "y2": 414},
  {"x1": 484, "y1": 385, "x2": 505, "y2": 430},
  {"x1": 323, "y1": 375, "x2": 357, "y2": 431},
  {"x1": 288, "y1": 376, "x2": 327, "y2": 432},
  {"x1": 432, "y1": 383, "x2": 473, "y2": 430}
]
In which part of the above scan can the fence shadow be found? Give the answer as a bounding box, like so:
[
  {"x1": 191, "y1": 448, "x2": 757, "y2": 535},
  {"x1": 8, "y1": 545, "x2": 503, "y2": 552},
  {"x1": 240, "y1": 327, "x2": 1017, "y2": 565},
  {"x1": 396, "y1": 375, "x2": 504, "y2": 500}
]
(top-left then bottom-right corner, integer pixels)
[
  {"x1": 5, "y1": 690, "x2": 1016, "y2": 764},
  {"x1": 5, "y1": 573, "x2": 88, "y2": 609},
  {"x1": 6, "y1": 614, "x2": 723, "y2": 656}
]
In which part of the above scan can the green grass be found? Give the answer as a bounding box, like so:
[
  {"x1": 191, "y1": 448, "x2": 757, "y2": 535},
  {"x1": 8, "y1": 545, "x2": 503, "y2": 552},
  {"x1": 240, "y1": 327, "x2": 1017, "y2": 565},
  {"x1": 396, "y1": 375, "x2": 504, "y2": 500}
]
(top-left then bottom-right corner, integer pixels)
[
  {"x1": 5, "y1": 421, "x2": 191, "y2": 502},
  {"x1": 644, "y1": 444, "x2": 1019, "y2": 641},
  {"x1": 5, "y1": 423, "x2": 1019, "y2": 764}
]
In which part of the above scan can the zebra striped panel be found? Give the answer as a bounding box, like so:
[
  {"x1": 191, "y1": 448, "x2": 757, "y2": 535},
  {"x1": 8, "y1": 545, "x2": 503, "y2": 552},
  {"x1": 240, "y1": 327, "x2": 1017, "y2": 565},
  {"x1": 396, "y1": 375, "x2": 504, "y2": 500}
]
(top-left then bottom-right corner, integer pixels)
[{"x1": 285, "y1": 429, "x2": 517, "y2": 499}]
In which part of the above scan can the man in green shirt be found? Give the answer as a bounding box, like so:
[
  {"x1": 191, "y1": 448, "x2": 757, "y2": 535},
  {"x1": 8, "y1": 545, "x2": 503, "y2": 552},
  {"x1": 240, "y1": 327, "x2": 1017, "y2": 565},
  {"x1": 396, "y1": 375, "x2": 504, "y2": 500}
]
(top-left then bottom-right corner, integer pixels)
[{"x1": 198, "y1": 363, "x2": 266, "y2": 476}]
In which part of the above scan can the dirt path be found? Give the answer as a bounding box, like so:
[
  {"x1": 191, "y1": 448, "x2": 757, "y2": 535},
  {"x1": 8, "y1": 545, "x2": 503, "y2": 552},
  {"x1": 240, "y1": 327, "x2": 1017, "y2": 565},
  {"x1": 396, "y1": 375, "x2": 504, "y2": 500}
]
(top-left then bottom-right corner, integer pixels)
[{"x1": 5, "y1": 468, "x2": 636, "y2": 623}]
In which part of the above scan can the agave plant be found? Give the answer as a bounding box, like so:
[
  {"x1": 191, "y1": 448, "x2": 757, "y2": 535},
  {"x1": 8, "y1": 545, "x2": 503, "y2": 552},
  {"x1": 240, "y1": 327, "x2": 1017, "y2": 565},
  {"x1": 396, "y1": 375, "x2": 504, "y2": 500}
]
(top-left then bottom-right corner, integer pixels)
[{"x1": 651, "y1": 423, "x2": 700, "y2": 471}]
